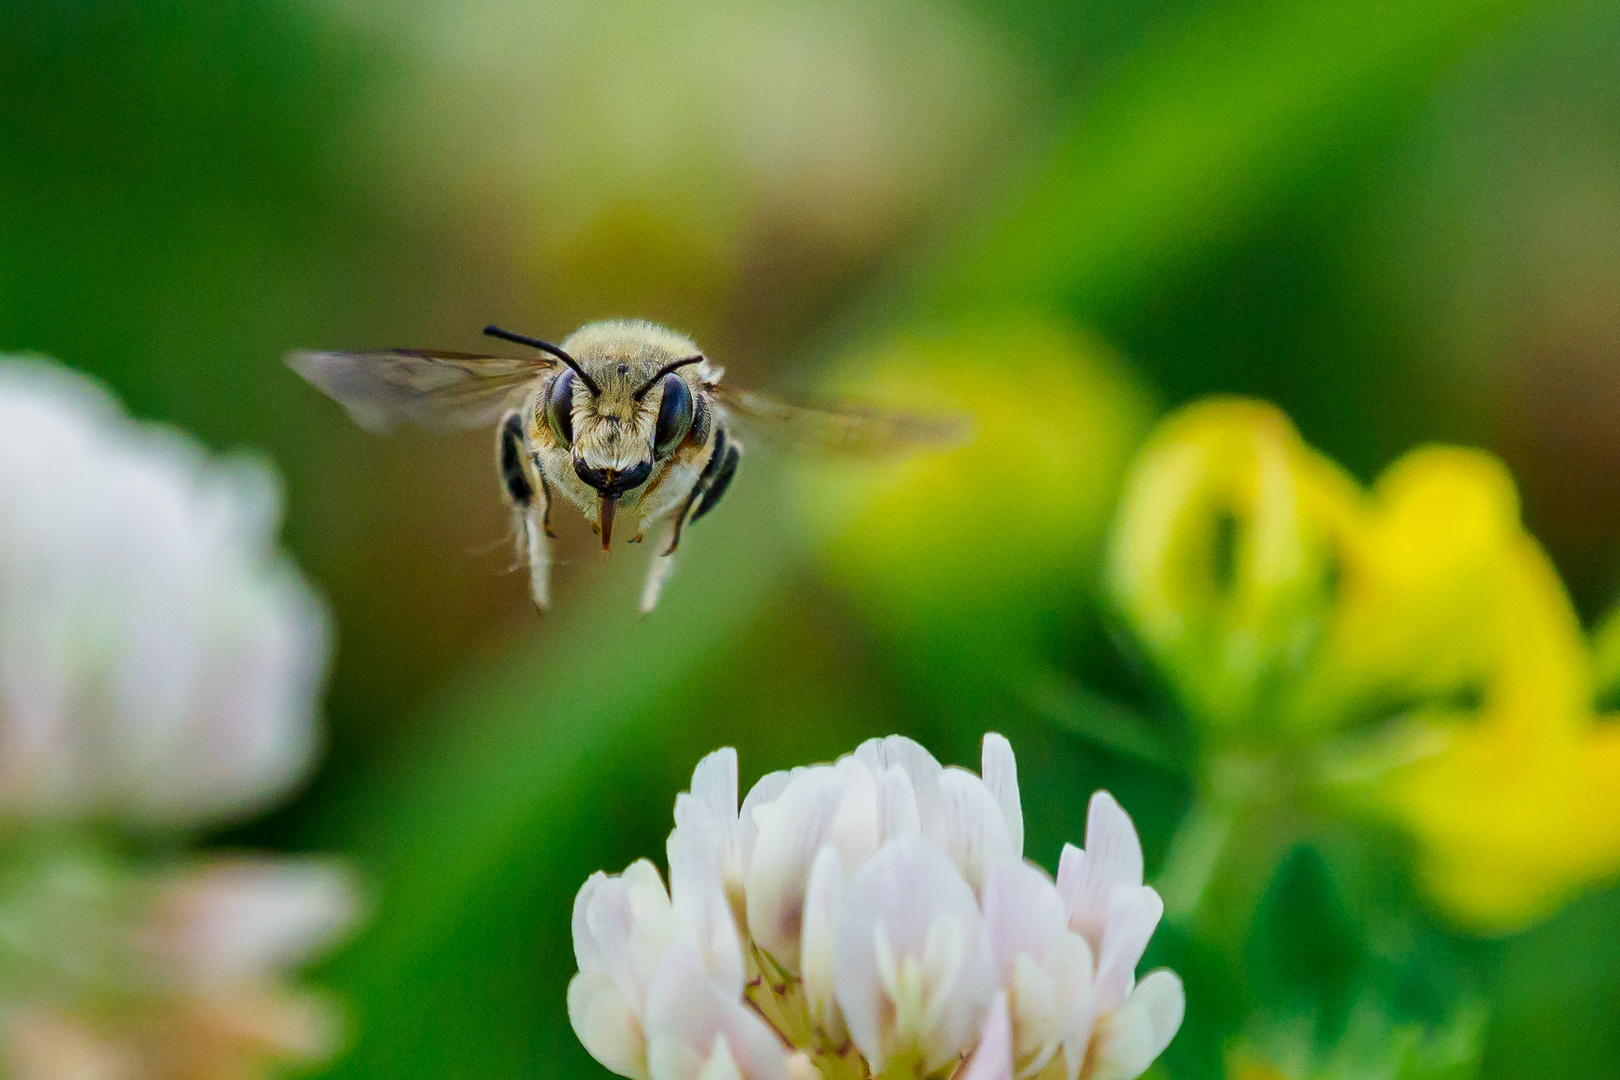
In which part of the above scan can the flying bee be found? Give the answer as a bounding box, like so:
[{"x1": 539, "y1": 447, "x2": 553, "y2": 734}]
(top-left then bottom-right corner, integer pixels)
[{"x1": 287, "y1": 319, "x2": 965, "y2": 614}]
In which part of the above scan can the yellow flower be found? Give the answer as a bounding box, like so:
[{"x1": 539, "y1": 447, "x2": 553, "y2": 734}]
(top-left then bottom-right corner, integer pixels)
[
  {"x1": 1106, "y1": 398, "x2": 1358, "y2": 737},
  {"x1": 1293, "y1": 448, "x2": 1588, "y2": 729},
  {"x1": 800, "y1": 319, "x2": 1151, "y2": 640},
  {"x1": 1109, "y1": 398, "x2": 1620, "y2": 930}
]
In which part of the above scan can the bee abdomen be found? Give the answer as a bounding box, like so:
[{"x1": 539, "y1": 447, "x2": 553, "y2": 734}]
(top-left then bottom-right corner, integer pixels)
[
  {"x1": 690, "y1": 441, "x2": 741, "y2": 524},
  {"x1": 499, "y1": 411, "x2": 535, "y2": 506},
  {"x1": 660, "y1": 425, "x2": 733, "y2": 556}
]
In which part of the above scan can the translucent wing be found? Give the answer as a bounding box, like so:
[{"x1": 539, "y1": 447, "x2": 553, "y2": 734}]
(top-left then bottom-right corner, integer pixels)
[
  {"x1": 285, "y1": 349, "x2": 554, "y2": 432},
  {"x1": 711, "y1": 384, "x2": 970, "y2": 459}
]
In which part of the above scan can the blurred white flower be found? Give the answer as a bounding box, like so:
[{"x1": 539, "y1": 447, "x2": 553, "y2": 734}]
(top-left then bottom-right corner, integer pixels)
[
  {"x1": 0, "y1": 358, "x2": 330, "y2": 829},
  {"x1": 568, "y1": 735, "x2": 1182, "y2": 1080},
  {"x1": 0, "y1": 358, "x2": 351, "y2": 1080},
  {"x1": 0, "y1": 852, "x2": 359, "y2": 1080}
]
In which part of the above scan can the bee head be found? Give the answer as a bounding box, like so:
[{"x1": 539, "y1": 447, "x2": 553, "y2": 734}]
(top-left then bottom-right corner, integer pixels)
[{"x1": 498, "y1": 320, "x2": 706, "y2": 499}]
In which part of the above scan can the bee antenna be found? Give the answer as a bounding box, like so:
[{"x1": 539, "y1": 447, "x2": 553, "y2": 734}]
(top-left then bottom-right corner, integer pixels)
[
  {"x1": 484, "y1": 325, "x2": 601, "y2": 395},
  {"x1": 632, "y1": 355, "x2": 706, "y2": 400}
]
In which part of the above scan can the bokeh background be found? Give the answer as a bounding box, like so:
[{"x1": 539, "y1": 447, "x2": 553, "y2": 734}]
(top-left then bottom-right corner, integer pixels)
[{"x1": 4, "y1": 0, "x2": 1620, "y2": 1076}]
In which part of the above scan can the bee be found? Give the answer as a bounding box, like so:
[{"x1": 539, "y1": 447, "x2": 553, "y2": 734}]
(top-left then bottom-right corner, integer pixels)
[{"x1": 287, "y1": 320, "x2": 964, "y2": 613}]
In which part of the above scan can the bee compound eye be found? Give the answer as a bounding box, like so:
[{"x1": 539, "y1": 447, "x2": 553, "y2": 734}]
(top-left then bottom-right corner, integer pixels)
[
  {"x1": 652, "y1": 374, "x2": 694, "y2": 458},
  {"x1": 545, "y1": 370, "x2": 576, "y2": 446}
]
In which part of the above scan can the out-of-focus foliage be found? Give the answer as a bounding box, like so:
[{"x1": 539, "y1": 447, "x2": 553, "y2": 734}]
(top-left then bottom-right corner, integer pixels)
[
  {"x1": 1223, "y1": 850, "x2": 1487, "y2": 1080},
  {"x1": 801, "y1": 319, "x2": 1151, "y2": 639},
  {"x1": 7, "y1": 0, "x2": 1620, "y2": 1077}
]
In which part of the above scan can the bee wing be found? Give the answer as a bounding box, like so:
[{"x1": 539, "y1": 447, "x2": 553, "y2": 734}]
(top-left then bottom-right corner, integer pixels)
[
  {"x1": 710, "y1": 384, "x2": 970, "y2": 459},
  {"x1": 285, "y1": 349, "x2": 554, "y2": 432}
]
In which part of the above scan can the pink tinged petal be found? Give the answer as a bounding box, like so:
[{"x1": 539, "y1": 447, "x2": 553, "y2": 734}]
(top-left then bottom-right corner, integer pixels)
[
  {"x1": 1067, "y1": 793, "x2": 1145, "y2": 952},
  {"x1": 827, "y1": 758, "x2": 881, "y2": 855},
  {"x1": 1052, "y1": 933, "x2": 1098, "y2": 1080},
  {"x1": 671, "y1": 788, "x2": 729, "y2": 876},
  {"x1": 579, "y1": 860, "x2": 684, "y2": 1016},
  {"x1": 738, "y1": 770, "x2": 792, "y2": 869},
  {"x1": 1088, "y1": 970, "x2": 1183, "y2": 1080},
  {"x1": 939, "y1": 769, "x2": 1016, "y2": 895},
  {"x1": 853, "y1": 736, "x2": 948, "y2": 847},
  {"x1": 693, "y1": 1036, "x2": 745, "y2": 1080},
  {"x1": 646, "y1": 937, "x2": 790, "y2": 1080},
  {"x1": 833, "y1": 835, "x2": 992, "y2": 1076},
  {"x1": 981, "y1": 861, "x2": 1093, "y2": 1079},
  {"x1": 745, "y1": 762, "x2": 879, "y2": 971},
  {"x1": 674, "y1": 749, "x2": 747, "y2": 923},
  {"x1": 801, "y1": 845, "x2": 846, "y2": 1041},
  {"x1": 574, "y1": 872, "x2": 611, "y2": 972},
  {"x1": 667, "y1": 831, "x2": 745, "y2": 996},
  {"x1": 980, "y1": 734, "x2": 1023, "y2": 860},
  {"x1": 1055, "y1": 844, "x2": 1083, "y2": 918},
  {"x1": 570, "y1": 970, "x2": 652, "y2": 1080},
  {"x1": 1008, "y1": 953, "x2": 1061, "y2": 1077},
  {"x1": 981, "y1": 860, "x2": 1067, "y2": 983},
  {"x1": 959, "y1": 993, "x2": 1013, "y2": 1080},
  {"x1": 687, "y1": 748, "x2": 739, "y2": 826},
  {"x1": 1093, "y1": 888, "x2": 1165, "y2": 1013},
  {"x1": 875, "y1": 766, "x2": 922, "y2": 843}
]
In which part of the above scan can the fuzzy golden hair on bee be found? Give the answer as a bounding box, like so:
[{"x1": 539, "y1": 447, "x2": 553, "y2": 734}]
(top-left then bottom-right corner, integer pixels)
[{"x1": 287, "y1": 319, "x2": 966, "y2": 614}]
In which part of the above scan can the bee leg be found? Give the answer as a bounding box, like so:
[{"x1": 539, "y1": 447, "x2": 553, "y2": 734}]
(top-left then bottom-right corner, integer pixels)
[
  {"x1": 662, "y1": 427, "x2": 737, "y2": 557},
  {"x1": 539, "y1": 470, "x2": 557, "y2": 538},
  {"x1": 497, "y1": 410, "x2": 552, "y2": 612},
  {"x1": 521, "y1": 491, "x2": 553, "y2": 612},
  {"x1": 639, "y1": 520, "x2": 680, "y2": 616}
]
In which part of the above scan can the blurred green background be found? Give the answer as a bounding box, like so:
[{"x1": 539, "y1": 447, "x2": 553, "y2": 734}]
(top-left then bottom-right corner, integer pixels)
[{"x1": 5, "y1": 0, "x2": 1620, "y2": 1077}]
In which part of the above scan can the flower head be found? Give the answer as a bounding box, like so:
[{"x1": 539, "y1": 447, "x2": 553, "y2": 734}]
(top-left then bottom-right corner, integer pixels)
[
  {"x1": 0, "y1": 359, "x2": 330, "y2": 829},
  {"x1": 568, "y1": 735, "x2": 1182, "y2": 1080}
]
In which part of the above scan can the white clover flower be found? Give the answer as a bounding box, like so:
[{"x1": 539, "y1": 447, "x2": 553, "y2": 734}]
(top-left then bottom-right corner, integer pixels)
[
  {"x1": 0, "y1": 358, "x2": 330, "y2": 829},
  {"x1": 568, "y1": 735, "x2": 1183, "y2": 1080}
]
